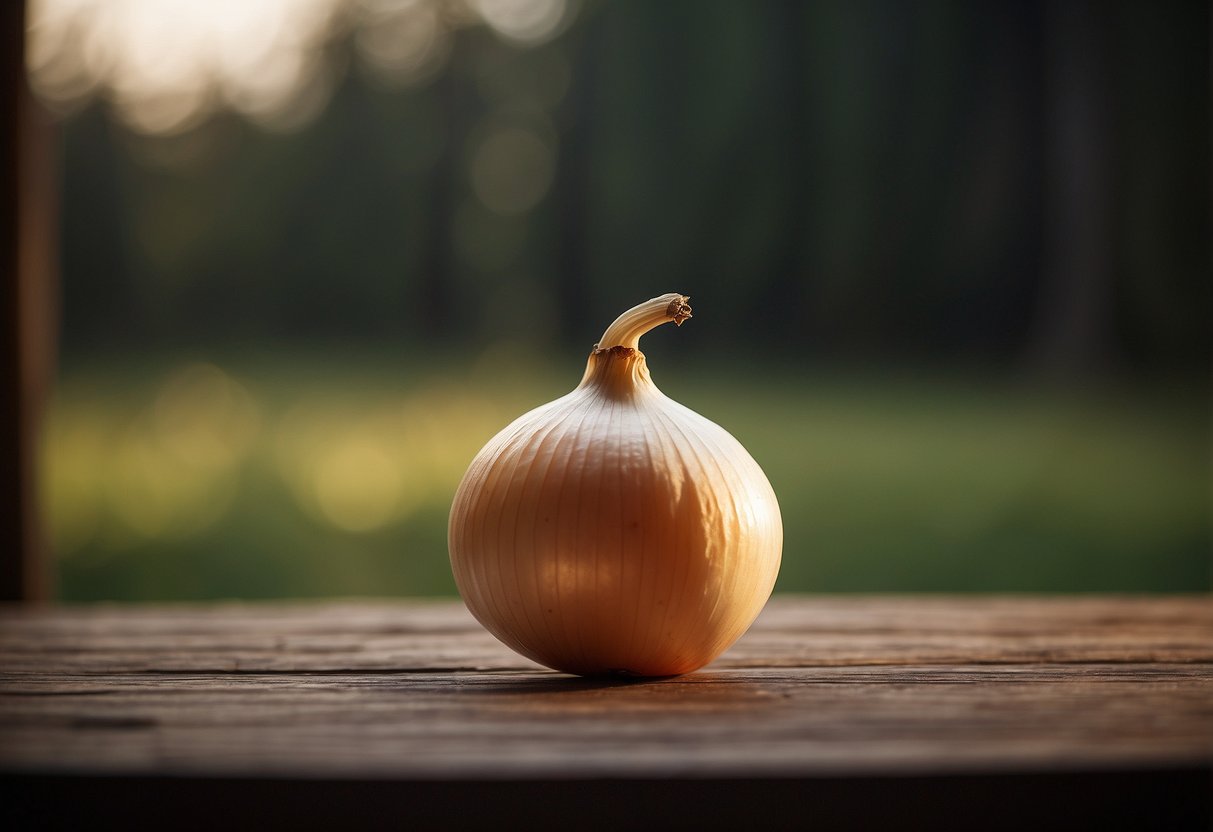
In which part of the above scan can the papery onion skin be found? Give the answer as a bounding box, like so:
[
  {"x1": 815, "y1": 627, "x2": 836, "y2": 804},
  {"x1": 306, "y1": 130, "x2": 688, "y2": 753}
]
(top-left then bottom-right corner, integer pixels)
[{"x1": 448, "y1": 295, "x2": 782, "y2": 677}]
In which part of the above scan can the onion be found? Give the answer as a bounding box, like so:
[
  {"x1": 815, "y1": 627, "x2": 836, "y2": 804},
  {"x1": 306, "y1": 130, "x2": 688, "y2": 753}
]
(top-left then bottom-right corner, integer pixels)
[{"x1": 448, "y1": 294, "x2": 782, "y2": 676}]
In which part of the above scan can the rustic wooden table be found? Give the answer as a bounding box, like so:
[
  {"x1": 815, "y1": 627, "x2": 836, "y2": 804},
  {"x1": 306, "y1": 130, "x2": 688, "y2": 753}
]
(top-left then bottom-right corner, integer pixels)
[{"x1": 1, "y1": 595, "x2": 1210, "y2": 830}]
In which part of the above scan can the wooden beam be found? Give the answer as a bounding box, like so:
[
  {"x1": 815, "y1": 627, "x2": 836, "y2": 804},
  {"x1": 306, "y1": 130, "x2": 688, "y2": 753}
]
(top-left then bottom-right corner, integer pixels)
[{"x1": 1, "y1": 2, "x2": 56, "y2": 601}]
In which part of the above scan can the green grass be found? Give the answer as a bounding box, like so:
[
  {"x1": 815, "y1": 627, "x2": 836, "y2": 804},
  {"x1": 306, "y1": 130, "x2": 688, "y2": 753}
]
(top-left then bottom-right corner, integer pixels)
[{"x1": 45, "y1": 351, "x2": 1210, "y2": 600}]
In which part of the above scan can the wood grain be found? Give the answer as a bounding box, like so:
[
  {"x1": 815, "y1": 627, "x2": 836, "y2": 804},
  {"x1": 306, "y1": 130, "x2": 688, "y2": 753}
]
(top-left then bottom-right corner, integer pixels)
[{"x1": 1, "y1": 595, "x2": 1209, "y2": 783}]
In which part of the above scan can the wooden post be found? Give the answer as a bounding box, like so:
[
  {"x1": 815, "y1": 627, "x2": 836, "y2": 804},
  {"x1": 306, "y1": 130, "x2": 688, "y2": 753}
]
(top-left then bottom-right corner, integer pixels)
[{"x1": 1, "y1": 1, "x2": 57, "y2": 602}]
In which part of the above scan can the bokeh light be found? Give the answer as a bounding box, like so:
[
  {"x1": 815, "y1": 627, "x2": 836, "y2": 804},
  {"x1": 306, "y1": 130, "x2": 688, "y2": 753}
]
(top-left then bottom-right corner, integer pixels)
[
  {"x1": 25, "y1": 0, "x2": 578, "y2": 135},
  {"x1": 42, "y1": 363, "x2": 260, "y2": 556},
  {"x1": 27, "y1": 0, "x2": 342, "y2": 134},
  {"x1": 469, "y1": 123, "x2": 556, "y2": 214},
  {"x1": 153, "y1": 363, "x2": 261, "y2": 472},
  {"x1": 472, "y1": 0, "x2": 571, "y2": 46},
  {"x1": 312, "y1": 435, "x2": 408, "y2": 532},
  {"x1": 355, "y1": 0, "x2": 450, "y2": 88}
]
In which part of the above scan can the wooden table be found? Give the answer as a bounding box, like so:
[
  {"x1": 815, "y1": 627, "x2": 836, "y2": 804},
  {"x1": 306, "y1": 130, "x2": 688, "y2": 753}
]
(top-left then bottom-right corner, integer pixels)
[{"x1": 2, "y1": 596, "x2": 1210, "y2": 830}]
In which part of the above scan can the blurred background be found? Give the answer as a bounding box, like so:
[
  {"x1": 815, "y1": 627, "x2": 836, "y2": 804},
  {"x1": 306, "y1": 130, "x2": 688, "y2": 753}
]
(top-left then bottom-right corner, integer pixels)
[{"x1": 24, "y1": 0, "x2": 1210, "y2": 600}]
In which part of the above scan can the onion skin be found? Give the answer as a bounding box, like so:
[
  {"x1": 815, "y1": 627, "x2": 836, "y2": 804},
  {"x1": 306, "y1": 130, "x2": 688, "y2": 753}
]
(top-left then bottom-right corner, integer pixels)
[{"x1": 448, "y1": 295, "x2": 782, "y2": 677}]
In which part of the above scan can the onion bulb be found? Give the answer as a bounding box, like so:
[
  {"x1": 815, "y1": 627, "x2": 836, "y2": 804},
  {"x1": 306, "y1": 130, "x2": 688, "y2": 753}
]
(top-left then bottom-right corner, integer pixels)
[{"x1": 448, "y1": 294, "x2": 782, "y2": 677}]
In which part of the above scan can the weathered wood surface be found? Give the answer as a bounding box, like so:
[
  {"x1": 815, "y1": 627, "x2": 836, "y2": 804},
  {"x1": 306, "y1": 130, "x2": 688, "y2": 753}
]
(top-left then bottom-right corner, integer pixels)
[{"x1": 1, "y1": 595, "x2": 1210, "y2": 783}]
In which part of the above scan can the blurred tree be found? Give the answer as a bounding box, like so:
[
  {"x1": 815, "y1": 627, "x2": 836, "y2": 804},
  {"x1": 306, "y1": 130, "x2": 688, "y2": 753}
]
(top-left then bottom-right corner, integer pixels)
[{"x1": 47, "y1": 0, "x2": 1208, "y2": 375}]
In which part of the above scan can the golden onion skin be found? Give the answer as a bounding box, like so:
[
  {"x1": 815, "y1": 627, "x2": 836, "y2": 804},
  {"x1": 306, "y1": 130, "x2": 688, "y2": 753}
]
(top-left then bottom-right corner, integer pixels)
[{"x1": 448, "y1": 297, "x2": 782, "y2": 677}]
